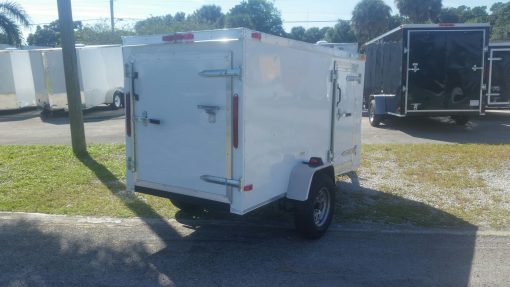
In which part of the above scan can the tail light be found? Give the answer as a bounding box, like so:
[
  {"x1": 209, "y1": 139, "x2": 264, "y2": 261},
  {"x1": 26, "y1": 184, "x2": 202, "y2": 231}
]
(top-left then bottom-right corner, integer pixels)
[
  {"x1": 233, "y1": 94, "x2": 239, "y2": 148},
  {"x1": 125, "y1": 92, "x2": 131, "y2": 137},
  {"x1": 251, "y1": 32, "x2": 262, "y2": 41}
]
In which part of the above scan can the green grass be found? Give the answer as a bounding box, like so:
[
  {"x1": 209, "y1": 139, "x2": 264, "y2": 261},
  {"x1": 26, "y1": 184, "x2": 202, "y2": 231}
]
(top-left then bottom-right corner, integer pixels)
[
  {"x1": 1, "y1": 144, "x2": 509, "y2": 228},
  {"x1": 337, "y1": 144, "x2": 510, "y2": 228},
  {"x1": 0, "y1": 145, "x2": 178, "y2": 218}
]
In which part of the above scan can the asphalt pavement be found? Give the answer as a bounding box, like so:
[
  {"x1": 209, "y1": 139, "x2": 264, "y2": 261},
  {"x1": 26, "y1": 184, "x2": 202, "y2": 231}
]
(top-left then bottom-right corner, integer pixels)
[
  {"x1": 1, "y1": 212, "x2": 509, "y2": 287},
  {"x1": 1, "y1": 108, "x2": 509, "y2": 145},
  {"x1": 0, "y1": 107, "x2": 124, "y2": 145}
]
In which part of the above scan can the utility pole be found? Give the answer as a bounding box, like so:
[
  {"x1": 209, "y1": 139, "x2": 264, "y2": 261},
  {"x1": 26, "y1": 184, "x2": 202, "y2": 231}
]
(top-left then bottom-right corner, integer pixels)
[
  {"x1": 110, "y1": 0, "x2": 115, "y2": 33},
  {"x1": 57, "y1": 0, "x2": 87, "y2": 155}
]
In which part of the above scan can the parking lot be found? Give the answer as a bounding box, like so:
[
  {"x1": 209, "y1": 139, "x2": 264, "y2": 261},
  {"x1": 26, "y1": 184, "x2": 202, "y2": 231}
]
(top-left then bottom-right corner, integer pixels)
[{"x1": 1, "y1": 108, "x2": 509, "y2": 145}]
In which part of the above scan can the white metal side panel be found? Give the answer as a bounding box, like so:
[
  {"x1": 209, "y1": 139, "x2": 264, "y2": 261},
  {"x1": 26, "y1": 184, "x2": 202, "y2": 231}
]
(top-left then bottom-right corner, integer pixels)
[
  {"x1": 129, "y1": 44, "x2": 234, "y2": 201},
  {"x1": 0, "y1": 52, "x2": 16, "y2": 110},
  {"x1": 77, "y1": 47, "x2": 110, "y2": 108},
  {"x1": 29, "y1": 50, "x2": 49, "y2": 108},
  {"x1": 102, "y1": 46, "x2": 124, "y2": 99},
  {"x1": 43, "y1": 50, "x2": 69, "y2": 110},
  {"x1": 238, "y1": 38, "x2": 334, "y2": 214},
  {"x1": 11, "y1": 51, "x2": 36, "y2": 108}
]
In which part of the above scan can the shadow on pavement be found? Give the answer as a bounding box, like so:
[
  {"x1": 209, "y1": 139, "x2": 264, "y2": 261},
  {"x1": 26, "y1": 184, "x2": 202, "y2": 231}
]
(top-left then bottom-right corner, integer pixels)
[
  {"x1": 366, "y1": 111, "x2": 510, "y2": 144},
  {"x1": 0, "y1": 156, "x2": 478, "y2": 286}
]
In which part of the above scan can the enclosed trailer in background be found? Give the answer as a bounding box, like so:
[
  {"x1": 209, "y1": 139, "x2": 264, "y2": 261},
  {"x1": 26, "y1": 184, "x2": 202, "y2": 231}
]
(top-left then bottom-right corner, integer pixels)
[
  {"x1": 0, "y1": 49, "x2": 36, "y2": 111},
  {"x1": 486, "y1": 42, "x2": 510, "y2": 108},
  {"x1": 123, "y1": 28, "x2": 365, "y2": 238},
  {"x1": 363, "y1": 23, "x2": 489, "y2": 126},
  {"x1": 29, "y1": 45, "x2": 124, "y2": 112}
]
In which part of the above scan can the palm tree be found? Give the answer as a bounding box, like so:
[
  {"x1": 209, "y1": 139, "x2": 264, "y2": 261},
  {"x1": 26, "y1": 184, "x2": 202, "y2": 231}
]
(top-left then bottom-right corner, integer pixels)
[{"x1": 0, "y1": 1, "x2": 30, "y2": 45}]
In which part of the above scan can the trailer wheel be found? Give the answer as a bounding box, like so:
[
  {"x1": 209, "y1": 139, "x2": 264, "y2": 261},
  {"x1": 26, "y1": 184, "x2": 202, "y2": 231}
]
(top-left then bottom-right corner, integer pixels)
[
  {"x1": 294, "y1": 174, "x2": 336, "y2": 239},
  {"x1": 110, "y1": 91, "x2": 124, "y2": 110},
  {"x1": 368, "y1": 99, "x2": 382, "y2": 127},
  {"x1": 452, "y1": 115, "x2": 469, "y2": 126}
]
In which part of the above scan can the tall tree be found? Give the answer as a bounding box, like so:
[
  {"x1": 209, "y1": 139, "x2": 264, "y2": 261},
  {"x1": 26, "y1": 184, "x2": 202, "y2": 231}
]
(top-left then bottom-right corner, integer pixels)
[
  {"x1": 27, "y1": 20, "x2": 82, "y2": 47},
  {"x1": 289, "y1": 26, "x2": 306, "y2": 41},
  {"x1": 0, "y1": 1, "x2": 30, "y2": 45},
  {"x1": 189, "y1": 4, "x2": 224, "y2": 26},
  {"x1": 75, "y1": 21, "x2": 134, "y2": 45},
  {"x1": 490, "y1": 2, "x2": 510, "y2": 41},
  {"x1": 303, "y1": 27, "x2": 327, "y2": 43},
  {"x1": 325, "y1": 20, "x2": 356, "y2": 43},
  {"x1": 225, "y1": 0, "x2": 285, "y2": 36},
  {"x1": 395, "y1": 0, "x2": 442, "y2": 23},
  {"x1": 438, "y1": 5, "x2": 488, "y2": 23},
  {"x1": 351, "y1": 0, "x2": 392, "y2": 44}
]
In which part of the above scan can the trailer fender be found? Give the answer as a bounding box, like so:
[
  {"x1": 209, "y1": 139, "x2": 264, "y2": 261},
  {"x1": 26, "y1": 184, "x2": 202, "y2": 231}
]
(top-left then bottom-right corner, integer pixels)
[
  {"x1": 286, "y1": 162, "x2": 335, "y2": 201},
  {"x1": 369, "y1": 94, "x2": 388, "y2": 115},
  {"x1": 105, "y1": 87, "x2": 124, "y2": 104}
]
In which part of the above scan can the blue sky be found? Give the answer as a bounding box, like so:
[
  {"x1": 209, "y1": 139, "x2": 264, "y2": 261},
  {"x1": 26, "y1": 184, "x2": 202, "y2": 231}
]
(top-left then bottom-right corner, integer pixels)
[{"x1": 17, "y1": 0, "x2": 502, "y2": 35}]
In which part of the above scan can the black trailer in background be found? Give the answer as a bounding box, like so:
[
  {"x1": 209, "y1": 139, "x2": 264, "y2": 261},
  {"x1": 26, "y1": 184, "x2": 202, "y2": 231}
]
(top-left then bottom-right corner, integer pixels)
[
  {"x1": 487, "y1": 42, "x2": 510, "y2": 108},
  {"x1": 362, "y1": 24, "x2": 490, "y2": 127}
]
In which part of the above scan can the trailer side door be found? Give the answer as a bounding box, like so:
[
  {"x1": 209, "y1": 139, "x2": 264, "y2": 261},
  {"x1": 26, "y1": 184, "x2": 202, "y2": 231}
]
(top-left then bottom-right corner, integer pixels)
[
  {"x1": 487, "y1": 48, "x2": 510, "y2": 106},
  {"x1": 332, "y1": 60, "x2": 361, "y2": 172},
  {"x1": 129, "y1": 49, "x2": 234, "y2": 203}
]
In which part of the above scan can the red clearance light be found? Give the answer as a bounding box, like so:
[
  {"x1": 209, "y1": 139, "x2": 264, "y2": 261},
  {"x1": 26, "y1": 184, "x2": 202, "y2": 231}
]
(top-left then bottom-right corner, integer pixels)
[
  {"x1": 233, "y1": 94, "x2": 239, "y2": 149},
  {"x1": 251, "y1": 32, "x2": 262, "y2": 41},
  {"x1": 439, "y1": 23, "x2": 455, "y2": 27},
  {"x1": 243, "y1": 184, "x2": 253, "y2": 192},
  {"x1": 162, "y1": 33, "x2": 194, "y2": 42},
  {"x1": 308, "y1": 157, "x2": 324, "y2": 167}
]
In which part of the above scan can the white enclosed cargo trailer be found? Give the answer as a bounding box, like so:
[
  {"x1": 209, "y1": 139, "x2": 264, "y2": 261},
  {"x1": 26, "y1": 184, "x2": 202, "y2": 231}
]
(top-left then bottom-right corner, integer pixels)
[
  {"x1": 29, "y1": 45, "x2": 124, "y2": 112},
  {"x1": 0, "y1": 49, "x2": 36, "y2": 110},
  {"x1": 123, "y1": 28, "x2": 365, "y2": 238}
]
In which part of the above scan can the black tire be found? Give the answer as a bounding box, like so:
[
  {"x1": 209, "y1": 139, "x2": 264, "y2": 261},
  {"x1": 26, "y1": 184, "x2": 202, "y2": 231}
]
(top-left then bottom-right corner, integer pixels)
[
  {"x1": 110, "y1": 92, "x2": 124, "y2": 110},
  {"x1": 368, "y1": 99, "x2": 382, "y2": 127},
  {"x1": 294, "y1": 174, "x2": 336, "y2": 239},
  {"x1": 452, "y1": 115, "x2": 469, "y2": 126},
  {"x1": 170, "y1": 198, "x2": 201, "y2": 213}
]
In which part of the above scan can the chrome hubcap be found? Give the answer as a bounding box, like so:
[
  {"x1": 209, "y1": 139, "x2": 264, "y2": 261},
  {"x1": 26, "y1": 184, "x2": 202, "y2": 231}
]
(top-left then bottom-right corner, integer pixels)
[
  {"x1": 313, "y1": 187, "x2": 331, "y2": 227},
  {"x1": 114, "y1": 95, "x2": 121, "y2": 107}
]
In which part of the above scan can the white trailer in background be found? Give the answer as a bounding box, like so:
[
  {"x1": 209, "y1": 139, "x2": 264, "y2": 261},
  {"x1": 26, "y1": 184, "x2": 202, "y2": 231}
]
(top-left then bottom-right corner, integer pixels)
[
  {"x1": 0, "y1": 49, "x2": 36, "y2": 110},
  {"x1": 123, "y1": 28, "x2": 365, "y2": 238},
  {"x1": 29, "y1": 45, "x2": 124, "y2": 112}
]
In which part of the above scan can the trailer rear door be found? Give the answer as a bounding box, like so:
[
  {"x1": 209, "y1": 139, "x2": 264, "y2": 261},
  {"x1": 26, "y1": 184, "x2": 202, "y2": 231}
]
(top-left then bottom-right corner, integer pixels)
[
  {"x1": 131, "y1": 50, "x2": 233, "y2": 202},
  {"x1": 488, "y1": 48, "x2": 510, "y2": 105},
  {"x1": 406, "y1": 29, "x2": 485, "y2": 113}
]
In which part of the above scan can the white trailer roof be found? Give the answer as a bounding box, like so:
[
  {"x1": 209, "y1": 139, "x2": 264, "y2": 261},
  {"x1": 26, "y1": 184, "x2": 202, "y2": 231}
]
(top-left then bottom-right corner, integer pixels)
[
  {"x1": 364, "y1": 23, "x2": 490, "y2": 46},
  {"x1": 122, "y1": 28, "x2": 359, "y2": 59}
]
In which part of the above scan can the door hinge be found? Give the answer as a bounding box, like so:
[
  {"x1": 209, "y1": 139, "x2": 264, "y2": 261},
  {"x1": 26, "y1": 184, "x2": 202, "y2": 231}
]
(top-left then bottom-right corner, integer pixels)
[
  {"x1": 199, "y1": 67, "x2": 241, "y2": 78},
  {"x1": 404, "y1": 48, "x2": 409, "y2": 54},
  {"x1": 330, "y1": 69, "x2": 338, "y2": 82},
  {"x1": 327, "y1": 150, "x2": 334, "y2": 163},
  {"x1": 127, "y1": 157, "x2": 135, "y2": 172},
  {"x1": 200, "y1": 175, "x2": 241, "y2": 189},
  {"x1": 482, "y1": 84, "x2": 487, "y2": 90},
  {"x1": 346, "y1": 74, "x2": 362, "y2": 84}
]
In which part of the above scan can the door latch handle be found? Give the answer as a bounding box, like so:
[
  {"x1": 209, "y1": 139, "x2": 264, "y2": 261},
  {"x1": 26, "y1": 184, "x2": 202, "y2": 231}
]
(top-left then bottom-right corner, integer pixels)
[
  {"x1": 149, "y1": 119, "x2": 160, "y2": 125},
  {"x1": 409, "y1": 63, "x2": 420, "y2": 73},
  {"x1": 198, "y1": 105, "x2": 221, "y2": 123},
  {"x1": 472, "y1": 65, "x2": 483, "y2": 71},
  {"x1": 134, "y1": 111, "x2": 161, "y2": 126}
]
